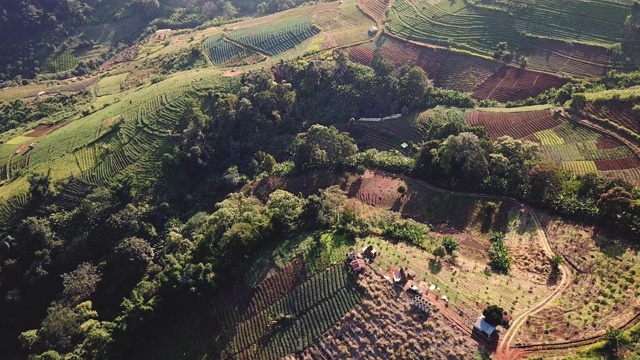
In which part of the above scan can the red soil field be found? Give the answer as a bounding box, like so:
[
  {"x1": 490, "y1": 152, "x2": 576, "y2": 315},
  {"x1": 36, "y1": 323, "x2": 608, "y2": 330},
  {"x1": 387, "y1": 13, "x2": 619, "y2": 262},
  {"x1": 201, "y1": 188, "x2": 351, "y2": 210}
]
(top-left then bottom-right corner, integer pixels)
[
  {"x1": 596, "y1": 135, "x2": 625, "y2": 150},
  {"x1": 524, "y1": 39, "x2": 610, "y2": 79},
  {"x1": 348, "y1": 37, "x2": 500, "y2": 93},
  {"x1": 473, "y1": 66, "x2": 568, "y2": 102},
  {"x1": 358, "y1": 0, "x2": 389, "y2": 21},
  {"x1": 26, "y1": 124, "x2": 54, "y2": 137},
  {"x1": 465, "y1": 109, "x2": 562, "y2": 141},
  {"x1": 594, "y1": 157, "x2": 640, "y2": 171},
  {"x1": 584, "y1": 103, "x2": 640, "y2": 134}
]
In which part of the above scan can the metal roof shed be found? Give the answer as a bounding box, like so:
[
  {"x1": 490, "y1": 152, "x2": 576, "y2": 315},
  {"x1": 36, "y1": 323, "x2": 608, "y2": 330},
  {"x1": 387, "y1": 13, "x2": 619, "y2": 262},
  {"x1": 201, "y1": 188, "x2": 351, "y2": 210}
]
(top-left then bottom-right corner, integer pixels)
[{"x1": 473, "y1": 316, "x2": 496, "y2": 339}]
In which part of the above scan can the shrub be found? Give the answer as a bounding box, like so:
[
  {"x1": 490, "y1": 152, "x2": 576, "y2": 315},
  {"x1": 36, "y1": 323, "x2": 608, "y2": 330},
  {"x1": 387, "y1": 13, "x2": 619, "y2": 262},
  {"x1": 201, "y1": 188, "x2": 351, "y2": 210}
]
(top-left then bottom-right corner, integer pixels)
[
  {"x1": 441, "y1": 237, "x2": 459, "y2": 255},
  {"x1": 397, "y1": 185, "x2": 407, "y2": 194}
]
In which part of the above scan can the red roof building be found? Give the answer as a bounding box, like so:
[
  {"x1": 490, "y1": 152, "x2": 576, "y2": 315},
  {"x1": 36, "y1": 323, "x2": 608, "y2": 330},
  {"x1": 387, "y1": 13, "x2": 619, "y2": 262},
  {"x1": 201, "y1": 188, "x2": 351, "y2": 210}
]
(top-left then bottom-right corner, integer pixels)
[{"x1": 351, "y1": 259, "x2": 366, "y2": 272}]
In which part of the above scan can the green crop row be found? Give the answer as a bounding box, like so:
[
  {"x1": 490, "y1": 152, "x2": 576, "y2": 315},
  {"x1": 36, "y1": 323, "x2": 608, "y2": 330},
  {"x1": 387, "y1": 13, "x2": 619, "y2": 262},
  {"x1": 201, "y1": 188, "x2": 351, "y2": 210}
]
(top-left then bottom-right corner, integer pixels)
[{"x1": 228, "y1": 18, "x2": 320, "y2": 56}]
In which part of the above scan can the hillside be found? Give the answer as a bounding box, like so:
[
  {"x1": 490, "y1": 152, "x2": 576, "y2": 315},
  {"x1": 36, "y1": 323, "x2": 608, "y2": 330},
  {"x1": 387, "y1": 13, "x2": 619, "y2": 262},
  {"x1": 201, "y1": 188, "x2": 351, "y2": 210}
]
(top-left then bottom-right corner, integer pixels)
[{"x1": 2, "y1": 0, "x2": 640, "y2": 359}]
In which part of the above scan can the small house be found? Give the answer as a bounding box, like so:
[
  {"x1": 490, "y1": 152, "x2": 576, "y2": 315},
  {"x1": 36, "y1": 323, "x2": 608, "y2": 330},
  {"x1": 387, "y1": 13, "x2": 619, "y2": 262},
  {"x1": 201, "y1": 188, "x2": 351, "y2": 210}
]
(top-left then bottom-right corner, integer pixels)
[
  {"x1": 392, "y1": 268, "x2": 405, "y2": 284},
  {"x1": 472, "y1": 316, "x2": 496, "y2": 340},
  {"x1": 361, "y1": 245, "x2": 378, "y2": 259},
  {"x1": 350, "y1": 259, "x2": 366, "y2": 273},
  {"x1": 410, "y1": 295, "x2": 430, "y2": 315},
  {"x1": 368, "y1": 26, "x2": 379, "y2": 36},
  {"x1": 404, "y1": 268, "x2": 416, "y2": 280},
  {"x1": 357, "y1": 117, "x2": 382, "y2": 122}
]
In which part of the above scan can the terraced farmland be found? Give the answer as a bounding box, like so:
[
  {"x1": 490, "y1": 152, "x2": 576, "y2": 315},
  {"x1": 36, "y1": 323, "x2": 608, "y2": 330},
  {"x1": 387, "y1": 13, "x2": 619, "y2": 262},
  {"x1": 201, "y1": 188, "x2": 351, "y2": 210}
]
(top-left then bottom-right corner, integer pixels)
[
  {"x1": 95, "y1": 73, "x2": 129, "y2": 96},
  {"x1": 358, "y1": 0, "x2": 390, "y2": 22},
  {"x1": 472, "y1": 66, "x2": 568, "y2": 102},
  {"x1": 216, "y1": 264, "x2": 364, "y2": 360},
  {"x1": 521, "y1": 39, "x2": 611, "y2": 78},
  {"x1": 467, "y1": 108, "x2": 640, "y2": 183},
  {"x1": 387, "y1": 0, "x2": 633, "y2": 57},
  {"x1": 584, "y1": 101, "x2": 640, "y2": 135},
  {"x1": 48, "y1": 49, "x2": 78, "y2": 73},
  {"x1": 347, "y1": 36, "x2": 500, "y2": 92},
  {"x1": 202, "y1": 35, "x2": 262, "y2": 66},
  {"x1": 465, "y1": 108, "x2": 562, "y2": 141},
  {"x1": 227, "y1": 17, "x2": 320, "y2": 56},
  {"x1": 314, "y1": 1, "x2": 375, "y2": 50},
  {"x1": 336, "y1": 117, "x2": 423, "y2": 152}
]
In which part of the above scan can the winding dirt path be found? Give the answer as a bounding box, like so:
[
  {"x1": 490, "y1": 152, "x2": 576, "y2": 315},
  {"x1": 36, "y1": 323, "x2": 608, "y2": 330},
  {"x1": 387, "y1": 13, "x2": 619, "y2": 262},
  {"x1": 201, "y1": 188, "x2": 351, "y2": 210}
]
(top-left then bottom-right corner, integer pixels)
[{"x1": 375, "y1": 171, "x2": 573, "y2": 359}]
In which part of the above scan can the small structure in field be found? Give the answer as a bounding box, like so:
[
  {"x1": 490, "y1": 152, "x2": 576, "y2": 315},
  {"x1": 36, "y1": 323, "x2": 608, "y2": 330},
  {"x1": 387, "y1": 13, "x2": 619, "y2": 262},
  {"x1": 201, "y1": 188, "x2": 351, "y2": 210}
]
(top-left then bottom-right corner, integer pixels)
[
  {"x1": 473, "y1": 316, "x2": 496, "y2": 340},
  {"x1": 401, "y1": 142, "x2": 409, "y2": 149},
  {"x1": 347, "y1": 249, "x2": 358, "y2": 261},
  {"x1": 361, "y1": 245, "x2": 379, "y2": 260},
  {"x1": 357, "y1": 117, "x2": 382, "y2": 122},
  {"x1": 368, "y1": 26, "x2": 379, "y2": 36},
  {"x1": 404, "y1": 268, "x2": 416, "y2": 280},
  {"x1": 350, "y1": 259, "x2": 366, "y2": 273},
  {"x1": 382, "y1": 114, "x2": 401, "y2": 120},
  {"x1": 392, "y1": 268, "x2": 406, "y2": 284},
  {"x1": 411, "y1": 295, "x2": 431, "y2": 315}
]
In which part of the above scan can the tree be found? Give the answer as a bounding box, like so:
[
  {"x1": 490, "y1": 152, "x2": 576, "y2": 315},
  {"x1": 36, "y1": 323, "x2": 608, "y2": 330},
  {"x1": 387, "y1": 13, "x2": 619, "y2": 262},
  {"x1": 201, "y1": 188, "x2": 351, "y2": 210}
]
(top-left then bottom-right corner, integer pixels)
[
  {"x1": 28, "y1": 170, "x2": 55, "y2": 202},
  {"x1": 294, "y1": 125, "x2": 357, "y2": 171},
  {"x1": 550, "y1": 254, "x2": 563, "y2": 270},
  {"x1": 201, "y1": 1, "x2": 219, "y2": 18},
  {"x1": 441, "y1": 237, "x2": 459, "y2": 255},
  {"x1": 399, "y1": 66, "x2": 433, "y2": 110},
  {"x1": 488, "y1": 236, "x2": 511, "y2": 272},
  {"x1": 492, "y1": 42, "x2": 512, "y2": 63},
  {"x1": 61, "y1": 263, "x2": 101, "y2": 305},
  {"x1": 570, "y1": 93, "x2": 586, "y2": 110},
  {"x1": 433, "y1": 246, "x2": 446, "y2": 261},
  {"x1": 266, "y1": 190, "x2": 306, "y2": 231},
  {"x1": 431, "y1": 132, "x2": 490, "y2": 189},
  {"x1": 597, "y1": 186, "x2": 634, "y2": 219},
  {"x1": 605, "y1": 328, "x2": 625, "y2": 354},
  {"x1": 483, "y1": 304, "x2": 504, "y2": 327}
]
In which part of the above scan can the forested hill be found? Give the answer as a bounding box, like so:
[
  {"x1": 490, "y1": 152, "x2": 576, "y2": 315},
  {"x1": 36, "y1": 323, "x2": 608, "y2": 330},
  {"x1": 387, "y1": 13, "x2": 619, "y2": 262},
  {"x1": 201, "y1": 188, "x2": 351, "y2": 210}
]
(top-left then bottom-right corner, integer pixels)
[{"x1": 0, "y1": 0, "x2": 308, "y2": 83}]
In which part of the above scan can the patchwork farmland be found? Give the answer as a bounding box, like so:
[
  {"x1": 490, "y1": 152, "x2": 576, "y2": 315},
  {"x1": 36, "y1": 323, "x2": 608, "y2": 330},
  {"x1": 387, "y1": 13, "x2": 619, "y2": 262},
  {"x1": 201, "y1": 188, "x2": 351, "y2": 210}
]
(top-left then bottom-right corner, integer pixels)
[
  {"x1": 202, "y1": 35, "x2": 264, "y2": 66},
  {"x1": 466, "y1": 108, "x2": 640, "y2": 183},
  {"x1": 314, "y1": 0, "x2": 376, "y2": 50}
]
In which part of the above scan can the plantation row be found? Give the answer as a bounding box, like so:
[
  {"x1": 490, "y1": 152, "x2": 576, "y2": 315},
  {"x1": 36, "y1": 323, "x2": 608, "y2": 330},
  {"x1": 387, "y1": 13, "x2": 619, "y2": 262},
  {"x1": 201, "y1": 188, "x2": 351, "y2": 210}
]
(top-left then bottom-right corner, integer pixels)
[
  {"x1": 595, "y1": 157, "x2": 640, "y2": 170},
  {"x1": 387, "y1": 0, "x2": 630, "y2": 57},
  {"x1": 560, "y1": 160, "x2": 598, "y2": 175},
  {"x1": 358, "y1": 0, "x2": 389, "y2": 21},
  {"x1": 524, "y1": 40, "x2": 610, "y2": 79},
  {"x1": 600, "y1": 167, "x2": 640, "y2": 186},
  {"x1": 465, "y1": 109, "x2": 562, "y2": 141},
  {"x1": 314, "y1": 5, "x2": 374, "y2": 50},
  {"x1": 48, "y1": 50, "x2": 78, "y2": 73},
  {"x1": 225, "y1": 264, "x2": 364, "y2": 360},
  {"x1": 95, "y1": 73, "x2": 129, "y2": 97},
  {"x1": 203, "y1": 35, "x2": 254, "y2": 66},
  {"x1": 472, "y1": 67, "x2": 568, "y2": 103},
  {"x1": 227, "y1": 19, "x2": 320, "y2": 56},
  {"x1": 584, "y1": 102, "x2": 640, "y2": 134}
]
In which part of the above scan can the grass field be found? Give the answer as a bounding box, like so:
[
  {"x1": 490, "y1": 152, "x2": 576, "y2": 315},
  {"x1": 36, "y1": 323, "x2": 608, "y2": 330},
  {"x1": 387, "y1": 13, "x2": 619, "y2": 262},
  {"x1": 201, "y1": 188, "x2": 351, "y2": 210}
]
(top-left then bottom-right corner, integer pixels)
[
  {"x1": 94, "y1": 73, "x2": 129, "y2": 96},
  {"x1": 387, "y1": 0, "x2": 633, "y2": 57}
]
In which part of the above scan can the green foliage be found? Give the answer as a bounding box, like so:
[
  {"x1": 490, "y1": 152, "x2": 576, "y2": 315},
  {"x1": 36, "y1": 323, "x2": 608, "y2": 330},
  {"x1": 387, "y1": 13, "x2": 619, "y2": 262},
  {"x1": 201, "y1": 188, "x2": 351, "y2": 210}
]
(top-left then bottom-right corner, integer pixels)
[
  {"x1": 441, "y1": 237, "x2": 459, "y2": 255},
  {"x1": 266, "y1": 190, "x2": 306, "y2": 231},
  {"x1": 488, "y1": 235, "x2": 511, "y2": 273},
  {"x1": 295, "y1": 125, "x2": 358, "y2": 171},
  {"x1": 482, "y1": 304, "x2": 504, "y2": 327},
  {"x1": 433, "y1": 245, "x2": 446, "y2": 259},
  {"x1": 351, "y1": 149, "x2": 416, "y2": 174},
  {"x1": 383, "y1": 219, "x2": 429, "y2": 249},
  {"x1": 550, "y1": 254, "x2": 563, "y2": 269}
]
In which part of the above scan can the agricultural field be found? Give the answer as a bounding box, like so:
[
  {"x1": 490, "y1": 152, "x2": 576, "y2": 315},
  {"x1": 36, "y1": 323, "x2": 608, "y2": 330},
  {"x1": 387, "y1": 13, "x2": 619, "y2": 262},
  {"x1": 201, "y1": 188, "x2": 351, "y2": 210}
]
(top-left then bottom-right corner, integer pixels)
[
  {"x1": 215, "y1": 263, "x2": 364, "y2": 359},
  {"x1": 519, "y1": 39, "x2": 611, "y2": 79},
  {"x1": 335, "y1": 116, "x2": 423, "y2": 153},
  {"x1": 298, "y1": 269, "x2": 482, "y2": 359},
  {"x1": 472, "y1": 66, "x2": 568, "y2": 102},
  {"x1": 582, "y1": 91, "x2": 640, "y2": 136},
  {"x1": 514, "y1": 217, "x2": 640, "y2": 345},
  {"x1": 227, "y1": 17, "x2": 320, "y2": 56},
  {"x1": 386, "y1": 0, "x2": 633, "y2": 58},
  {"x1": 347, "y1": 36, "x2": 500, "y2": 92},
  {"x1": 202, "y1": 35, "x2": 263, "y2": 66},
  {"x1": 313, "y1": 0, "x2": 375, "y2": 50},
  {"x1": 466, "y1": 108, "x2": 640, "y2": 183},
  {"x1": 358, "y1": 0, "x2": 390, "y2": 23},
  {"x1": 47, "y1": 49, "x2": 78, "y2": 73},
  {"x1": 94, "y1": 73, "x2": 129, "y2": 96}
]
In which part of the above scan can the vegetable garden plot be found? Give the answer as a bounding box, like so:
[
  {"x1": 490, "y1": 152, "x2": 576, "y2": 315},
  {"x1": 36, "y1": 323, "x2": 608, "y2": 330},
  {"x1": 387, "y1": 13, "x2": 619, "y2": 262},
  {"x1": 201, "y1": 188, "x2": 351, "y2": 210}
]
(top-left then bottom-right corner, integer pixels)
[
  {"x1": 220, "y1": 264, "x2": 364, "y2": 360},
  {"x1": 95, "y1": 73, "x2": 129, "y2": 96},
  {"x1": 599, "y1": 167, "x2": 640, "y2": 186},
  {"x1": 584, "y1": 102, "x2": 640, "y2": 135},
  {"x1": 465, "y1": 109, "x2": 562, "y2": 141},
  {"x1": 202, "y1": 35, "x2": 258, "y2": 66},
  {"x1": 561, "y1": 160, "x2": 598, "y2": 175},
  {"x1": 48, "y1": 50, "x2": 78, "y2": 73},
  {"x1": 594, "y1": 157, "x2": 640, "y2": 170},
  {"x1": 227, "y1": 18, "x2": 320, "y2": 56},
  {"x1": 314, "y1": 4, "x2": 375, "y2": 50},
  {"x1": 358, "y1": 0, "x2": 390, "y2": 21},
  {"x1": 472, "y1": 66, "x2": 568, "y2": 102}
]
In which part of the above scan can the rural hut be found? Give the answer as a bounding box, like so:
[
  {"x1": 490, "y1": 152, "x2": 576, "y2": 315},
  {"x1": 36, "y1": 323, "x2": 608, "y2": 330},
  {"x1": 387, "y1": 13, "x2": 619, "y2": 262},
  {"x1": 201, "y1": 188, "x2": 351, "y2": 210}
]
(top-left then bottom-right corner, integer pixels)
[
  {"x1": 368, "y1": 26, "x2": 378, "y2": 36},
  {"x1": 472, "y1": 316, "x2": 496, "y2": 340},
  {"x1": 350, "y1": 259, "x2": 366, "y2": 273},
  {"x1": 392, "y1": 268, "x2": 406, "y2": 284}
]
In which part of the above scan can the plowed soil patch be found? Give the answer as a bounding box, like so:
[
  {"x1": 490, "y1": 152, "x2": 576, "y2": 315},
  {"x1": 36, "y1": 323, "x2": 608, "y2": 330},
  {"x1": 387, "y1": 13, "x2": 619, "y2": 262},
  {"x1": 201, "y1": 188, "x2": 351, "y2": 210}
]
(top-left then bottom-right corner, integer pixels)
[
  {"x1": 465, "y1": 109, "x2": 562, "y2": 141},
  {"x1": 595, "y1": 135, "x2": 624, "y2": 149},
  {"x1": 473, "y1": 66, "x2": 567, "y2": 102},
  {"x1": 594, "y1": 157, "x2": 640, "y2": 171}
]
